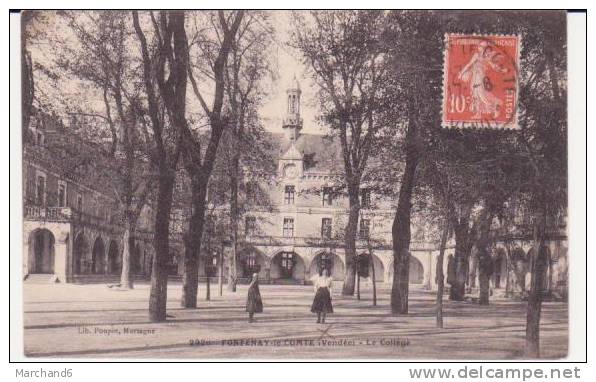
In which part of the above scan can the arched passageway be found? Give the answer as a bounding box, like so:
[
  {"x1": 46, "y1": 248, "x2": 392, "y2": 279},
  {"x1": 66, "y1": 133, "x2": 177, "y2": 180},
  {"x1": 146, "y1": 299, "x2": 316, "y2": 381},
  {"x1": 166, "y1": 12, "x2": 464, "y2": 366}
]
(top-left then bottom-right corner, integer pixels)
[
  {"x1": 238, "y1": 248, "x2": 269, "y2": 280},
  {"x1": 356, "y1": 253, "x2": 385, "y2": 282},
  {"x1": 511, "y1": 247, "x2": 529, "y2": 292},
  {"x1": 91, "y1": 237, "x2": 105, "y2": 274},
  {"x1": 409, "y1": 256, "x2": 424, "y2": 284},
  {"x1": 388, "y1": 255, "x2": 424, "y2": 284},
  {"x1": 168, "y1": 249, "x2": 181, "y2": 276},
  {"x1": 309, "y1": 252, "x2": 345, "y2": 280},
  {"x1": 73, "y1": 233, "x2": 89, "y2": 274},
  {"x1": 107, "y1": 240, "x2": 120, "y2": 275},
  {"x1": 132, "y1": 243, "x2": 142, "y2": 274},
  {"x1": 28, "y1": 228, "x2": 55, "y2": 274},
  {"x1": 270, "y1": 251, "x2": 306, "y2": 282},
  {"x1": 493, "y1": 247, "x2": 507, "y2": 288}
]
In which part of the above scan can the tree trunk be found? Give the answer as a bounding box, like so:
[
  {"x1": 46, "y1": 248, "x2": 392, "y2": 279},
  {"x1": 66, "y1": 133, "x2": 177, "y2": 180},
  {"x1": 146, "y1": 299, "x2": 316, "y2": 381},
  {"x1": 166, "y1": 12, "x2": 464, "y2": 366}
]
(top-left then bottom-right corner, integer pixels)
[
  {"x1": 119, "y1": 224, "x2": 135, "y2": 289},
  {"x1": 451, "y1": 218, "x2": 472, "y2": 301},
  {"x1": 478, "y1": 270, "x2": 490, "y2": 305},
  {"x1": 228, "y1": 152, "x2": 240, "y2": 292},
  {"x1": 181, "y1": 184, "x2": 208, "y2": 308},
  {"x1": 436, "y1": 220, "x2": 449, "y2": 328},
  {"x1": 148, "y1": 172, "x2": 175, "y2": 322},
  {"x1": 21, "y1": 11, "x2": 35, "y2": 134},
  {"x1": 219, "y1": 242, "x2": 224, "y2": 296},
  {"x1": 206, "y1": 276, "x2": 211, "y2": 301},
  {"x1": 468, "y1": 255, "x2": 477, "y2": 289},
  {"x1": 504, "y1": 243, "x2": 512, "y2": 297},
  {"x1": 227, "y1": 252, "x2": 236, "y2": 291},
  {"x1": 342, "y1": 187, "x2": 360, "y2": 296},
  {"x1": 390, "y1": 141, "x2": 418, "y2": 314},
  {"x1": 525, "y1": 215, "x2": 548, "y2": 358},
  {"x1": 21, "y1": 49, "x2": 34, "y2": 133},
  {"x1": 370, "y1": 252, "x2": 377, "y2": 306},
  {"x1": 477, "y1": 212, "x2": 494, "y2": 305},
  {"x1": 356, "y1": 271, "x2": 361, "y2": 300}
]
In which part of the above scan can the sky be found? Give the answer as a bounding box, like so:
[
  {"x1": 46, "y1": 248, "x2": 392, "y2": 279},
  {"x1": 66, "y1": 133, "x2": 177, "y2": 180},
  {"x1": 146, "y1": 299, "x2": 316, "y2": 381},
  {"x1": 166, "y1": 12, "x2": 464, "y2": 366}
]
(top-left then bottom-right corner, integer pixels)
[
  {"x1": 257, "y1": 11, "x2": 325, "y2": 136},
  {"x1": 28, "y1": 11, "x2": 326, "y2": 137}
]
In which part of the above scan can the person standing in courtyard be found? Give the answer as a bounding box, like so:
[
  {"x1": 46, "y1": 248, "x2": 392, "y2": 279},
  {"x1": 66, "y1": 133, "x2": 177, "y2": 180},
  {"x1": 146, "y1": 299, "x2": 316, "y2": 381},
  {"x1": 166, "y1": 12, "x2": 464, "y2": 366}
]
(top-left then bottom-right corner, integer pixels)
[
  {"x1": 246, "y1": 273, "x2": 263, "y2": 323},
  {"x1": 311, "y1": 268, "x2": 333, "y2": 323}
]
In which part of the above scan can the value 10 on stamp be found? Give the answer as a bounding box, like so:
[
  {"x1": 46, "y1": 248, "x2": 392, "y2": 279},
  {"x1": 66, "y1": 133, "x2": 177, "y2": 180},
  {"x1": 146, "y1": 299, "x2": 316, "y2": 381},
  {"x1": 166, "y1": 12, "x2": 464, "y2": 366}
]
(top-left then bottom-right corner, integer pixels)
[{"x1": 442, "y1": 34, "x2": 521, "y2": 130}]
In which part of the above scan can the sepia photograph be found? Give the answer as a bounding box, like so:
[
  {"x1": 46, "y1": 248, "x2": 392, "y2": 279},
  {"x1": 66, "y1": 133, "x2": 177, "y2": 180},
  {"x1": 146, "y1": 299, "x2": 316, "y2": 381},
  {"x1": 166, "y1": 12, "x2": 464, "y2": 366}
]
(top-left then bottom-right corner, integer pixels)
[{"x1": 12, "y1": 8, "x2": 583, "y2": 362}]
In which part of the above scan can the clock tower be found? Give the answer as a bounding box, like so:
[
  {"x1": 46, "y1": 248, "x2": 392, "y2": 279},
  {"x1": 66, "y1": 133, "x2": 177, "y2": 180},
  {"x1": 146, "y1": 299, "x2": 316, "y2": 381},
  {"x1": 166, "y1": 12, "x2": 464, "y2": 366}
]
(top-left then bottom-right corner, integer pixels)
[
  {"x1": 282, "y1": 75, "x2": 303, "y2": 141},
  {"x1": 279, "y1": 141, "x2": 303, "y2": 179}
]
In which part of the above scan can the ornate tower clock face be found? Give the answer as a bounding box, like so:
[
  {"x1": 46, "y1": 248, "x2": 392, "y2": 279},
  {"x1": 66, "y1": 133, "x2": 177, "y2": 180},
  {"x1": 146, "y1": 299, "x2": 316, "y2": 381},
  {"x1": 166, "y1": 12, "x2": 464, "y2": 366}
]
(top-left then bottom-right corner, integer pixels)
[{"x1": 283, "y1": 163, "x2": 297, "y2": 178}]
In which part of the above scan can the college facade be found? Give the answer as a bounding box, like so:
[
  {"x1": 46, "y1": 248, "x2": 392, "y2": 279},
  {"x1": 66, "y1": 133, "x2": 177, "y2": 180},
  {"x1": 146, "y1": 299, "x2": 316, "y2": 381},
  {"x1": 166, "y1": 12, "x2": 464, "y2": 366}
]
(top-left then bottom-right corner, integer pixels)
[{"x1": 22, "y1": 80, "x2": 569, "y2": 295}]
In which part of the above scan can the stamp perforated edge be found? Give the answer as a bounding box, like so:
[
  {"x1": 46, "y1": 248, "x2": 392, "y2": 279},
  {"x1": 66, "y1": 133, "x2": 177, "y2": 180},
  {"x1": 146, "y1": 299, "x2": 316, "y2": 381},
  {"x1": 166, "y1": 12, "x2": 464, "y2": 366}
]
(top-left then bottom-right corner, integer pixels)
[{"x1": 440, "y1": 33, "x2": 523, "y2": 131}]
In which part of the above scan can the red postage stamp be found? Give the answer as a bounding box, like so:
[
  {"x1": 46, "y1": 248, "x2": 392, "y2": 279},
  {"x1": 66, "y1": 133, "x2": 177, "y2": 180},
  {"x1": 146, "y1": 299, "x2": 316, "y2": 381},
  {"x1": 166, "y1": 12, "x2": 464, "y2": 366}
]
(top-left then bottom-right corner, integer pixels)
[{"x1": 442, "y1": 34, "x2": 521, "y2": 129}]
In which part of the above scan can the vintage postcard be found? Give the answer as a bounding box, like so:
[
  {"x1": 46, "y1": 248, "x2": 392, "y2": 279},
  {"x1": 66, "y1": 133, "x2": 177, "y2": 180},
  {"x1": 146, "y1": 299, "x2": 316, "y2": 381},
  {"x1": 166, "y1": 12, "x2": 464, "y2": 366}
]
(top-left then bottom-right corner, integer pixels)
[{"x1": 15, "y1": 9, "x2": 575, "y2": 361}]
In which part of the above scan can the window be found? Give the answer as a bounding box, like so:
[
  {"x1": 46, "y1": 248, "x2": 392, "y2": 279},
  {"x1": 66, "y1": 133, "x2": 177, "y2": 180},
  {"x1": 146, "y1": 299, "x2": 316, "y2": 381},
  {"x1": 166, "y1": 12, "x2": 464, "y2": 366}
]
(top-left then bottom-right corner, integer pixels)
[
  {"x1": 57, "y1": 181, "x2": 67, "y2": 207},
  {"x1": 26, "y1": 176, "x2": 36, "y2": 204},
  {"x1": 322, "y1": 187, "x2": 333, "y2": 206},
  {"x1": 246, "y1": 254, "x2": 257, "y2": 269},
  {"x1": 77, "y1": 194, "x2": 83, "y2": 212},
  {"x1": 361, "y1": 188, "x2": 371, "y2": 208},
  {"x1": 245, "y1": 216, "x2": 256, "y2": 237},
  {"x1": 36, "y1": 174, "x2": 46, "y2": 206},
  {"x1": 283, "y1": 218, "x2": 294, "y2": 238},
  {"x1": 318, "y1": 253, "x2": 334, "y2": 274},
  {"x1": 359, "y1": 219, "x2": 370, "y2": 239},
  {"x1": 284, "y1": 185, "x2": 295, "y2": 205},
  {"x1": 321, "y1": 218, "x2": 332, "y2": 239},
  {"x1": 281, "y1": 252, "x2": 294, "y2": 270}
]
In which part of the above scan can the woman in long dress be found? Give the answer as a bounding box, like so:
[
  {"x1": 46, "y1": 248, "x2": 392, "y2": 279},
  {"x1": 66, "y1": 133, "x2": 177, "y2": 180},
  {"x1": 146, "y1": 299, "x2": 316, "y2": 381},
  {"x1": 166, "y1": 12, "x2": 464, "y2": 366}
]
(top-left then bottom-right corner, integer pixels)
[
  {"x1": 246, "y1": 273, "x2": 263, "y2": 323},
  {"x1": 311, "y1": 269, "x2": 333, "y2": 324}
]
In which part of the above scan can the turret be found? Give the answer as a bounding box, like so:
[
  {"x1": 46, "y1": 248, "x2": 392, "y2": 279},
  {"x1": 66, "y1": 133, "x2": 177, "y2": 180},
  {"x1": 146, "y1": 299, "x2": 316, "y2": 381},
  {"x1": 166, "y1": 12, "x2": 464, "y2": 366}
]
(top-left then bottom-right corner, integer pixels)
[{"x1": 282, "y1": 75, "x2": 303, "y2": 141}]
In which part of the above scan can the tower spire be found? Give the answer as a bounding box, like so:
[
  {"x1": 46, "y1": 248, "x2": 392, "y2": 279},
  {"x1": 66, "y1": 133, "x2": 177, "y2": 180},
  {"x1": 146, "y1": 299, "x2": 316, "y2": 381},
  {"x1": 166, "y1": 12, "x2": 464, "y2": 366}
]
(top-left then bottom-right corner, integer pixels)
[{"x1": 283, "y1": 75, "x2": 303, "y2": 141}]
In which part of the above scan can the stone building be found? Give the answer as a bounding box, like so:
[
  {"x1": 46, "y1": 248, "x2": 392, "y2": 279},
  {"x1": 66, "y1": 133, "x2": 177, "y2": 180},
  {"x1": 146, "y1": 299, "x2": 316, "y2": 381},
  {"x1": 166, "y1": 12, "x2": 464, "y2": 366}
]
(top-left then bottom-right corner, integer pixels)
[
  {"x1": 22, "y1": 82, "x2": 568, "y2": 295},
  {"x1": 199, "y1": 79, "x2": 569, "y2": 294},
  {"x1": 22, "y1": 112, "x2": 156, "y2": 283},
  {"x1": 197, "y1": 79, "x2": 440, "y2": 286}
]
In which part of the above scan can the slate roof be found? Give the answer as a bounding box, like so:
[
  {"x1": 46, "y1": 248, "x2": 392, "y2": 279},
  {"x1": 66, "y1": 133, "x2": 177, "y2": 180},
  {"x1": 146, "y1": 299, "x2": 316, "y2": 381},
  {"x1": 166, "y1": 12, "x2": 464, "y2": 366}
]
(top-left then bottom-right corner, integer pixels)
[{"x1": 264, "y1": 131, "x2": 344, "y2": 175}]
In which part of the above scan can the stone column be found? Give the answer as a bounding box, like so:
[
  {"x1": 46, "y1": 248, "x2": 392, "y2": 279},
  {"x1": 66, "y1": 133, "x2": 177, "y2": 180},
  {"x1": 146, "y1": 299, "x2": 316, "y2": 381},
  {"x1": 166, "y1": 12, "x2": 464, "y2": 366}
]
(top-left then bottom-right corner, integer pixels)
[
  {"x1": 22, "y1": 232, "x2": 30, "y2": 278},
  {"x1": 105, "y1": 241, "x2": 111, "y2": 275},
  {"x1": 423, "y1": 252, "x2": 432, "y2": 290},
  {"x1": 385, "y1": 262, "x2": 392, "y2": 285},
  {"x1": 54, "y1": 231, "x2": 70, "y2": 282},
  {"x1": 427, "y1": 251, "x2": 435, "y2": 291}
]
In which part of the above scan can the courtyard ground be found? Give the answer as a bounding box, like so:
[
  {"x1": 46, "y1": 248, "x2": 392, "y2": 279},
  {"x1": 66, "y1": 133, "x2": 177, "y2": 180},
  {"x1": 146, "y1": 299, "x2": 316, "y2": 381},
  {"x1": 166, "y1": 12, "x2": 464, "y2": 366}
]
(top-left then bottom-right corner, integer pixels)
[{"x1": 21, "y1": 281, "x2": 568, "y2": 360}]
